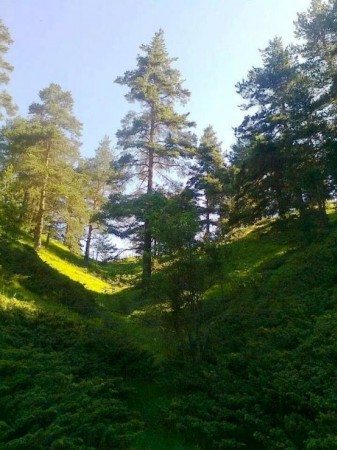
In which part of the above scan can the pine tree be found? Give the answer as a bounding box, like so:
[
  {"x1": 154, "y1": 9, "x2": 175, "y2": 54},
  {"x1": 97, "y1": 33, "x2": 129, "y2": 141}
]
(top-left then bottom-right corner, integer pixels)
[
  {"x1": 189, "y1": 126, "x2": 225, "y2": 238},
  {"x1": 0, "y1": 18, "x2": 16, "y2": 121},
  {"x1": 115, "y1": 29, "x2": 195, "y2": 288},
  {"x1": 0, "y1": 164, "x2": 20, "y2": 237},
  {"x1": 295, "y1": 0, "x2": 337, "y2": 94},
  {"x1": 28, "y1": 84, "x2": 82, "y2": 250},
  {"x1": 82, "y1": 136, "x2": 119, "y2": 261},
  {"x1": 294, "y1": 0, "x2": 337, "y2": 224},
  {"x1": 233, "y1": 37, "x2": 320, "y2": 223},
  {"x1": 1, "y1": 85, "x2": 84, "y2": 249}
]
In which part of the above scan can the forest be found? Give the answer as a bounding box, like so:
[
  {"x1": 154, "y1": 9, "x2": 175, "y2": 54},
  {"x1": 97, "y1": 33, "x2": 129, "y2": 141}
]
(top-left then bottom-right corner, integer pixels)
[{"x1": 1, "y1": 0, "x2": 337, "y2": 448}]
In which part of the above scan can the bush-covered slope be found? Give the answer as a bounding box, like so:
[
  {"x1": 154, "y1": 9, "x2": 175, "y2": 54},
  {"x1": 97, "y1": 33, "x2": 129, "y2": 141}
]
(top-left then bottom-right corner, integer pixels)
[
  {"x1": 166, "y1": 219, "x2": 337, "y2": 449},
  {"x1": 1, "y1": 217, "x2": 337, "y2": 449},
  {"x1": 0, "y1": 300, "x2": 146, "y2": 449},
  {"x1": 0, "y1": 238, "x2": 196, "y2": 450}
]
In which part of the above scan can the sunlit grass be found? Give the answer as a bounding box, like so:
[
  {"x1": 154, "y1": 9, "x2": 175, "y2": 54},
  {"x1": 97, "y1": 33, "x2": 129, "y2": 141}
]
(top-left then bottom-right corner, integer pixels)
[
  {"x1": 0, "y1": 292, "x2": 38, "y2": 314},
  {"x1": 39, "y1": 242, "x2": 114, "y2": 294}
]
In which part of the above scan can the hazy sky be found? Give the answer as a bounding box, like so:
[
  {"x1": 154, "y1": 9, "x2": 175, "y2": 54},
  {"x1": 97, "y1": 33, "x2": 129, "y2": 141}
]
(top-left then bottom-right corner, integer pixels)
[{"x1": 2, "y1": 0, "x2": 313, "y2": 157}]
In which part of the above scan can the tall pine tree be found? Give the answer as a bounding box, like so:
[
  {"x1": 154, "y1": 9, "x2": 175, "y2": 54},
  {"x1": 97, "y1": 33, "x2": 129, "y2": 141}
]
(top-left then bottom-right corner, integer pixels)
[
  {"x1": 115, "y1": 29, "x2": 195, "y2": 288},
  {"x1": 233, "y1": 37, "x2": 320, "y2": 223},
  {"x1": 28, "y1": 84, "x2": 82, "y2": 250}
]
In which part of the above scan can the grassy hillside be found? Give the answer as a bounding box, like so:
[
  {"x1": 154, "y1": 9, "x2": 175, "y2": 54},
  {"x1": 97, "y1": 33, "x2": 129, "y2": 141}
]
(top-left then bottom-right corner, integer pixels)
[
  {"x1": 0, "y1": 238, "x2": 197, "y2": 450},
  {"x1": 165, "y1": 217, "x2": 337, "y2": 449},
  {"x1": 1, "y1": 215, "x2": 337, "y2": 448}
]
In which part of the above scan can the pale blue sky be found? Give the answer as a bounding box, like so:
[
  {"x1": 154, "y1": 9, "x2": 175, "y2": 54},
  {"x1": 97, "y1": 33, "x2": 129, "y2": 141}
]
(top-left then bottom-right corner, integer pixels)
[{"x1": 2, "y1": 0, "x2": 313, "y2": 157}]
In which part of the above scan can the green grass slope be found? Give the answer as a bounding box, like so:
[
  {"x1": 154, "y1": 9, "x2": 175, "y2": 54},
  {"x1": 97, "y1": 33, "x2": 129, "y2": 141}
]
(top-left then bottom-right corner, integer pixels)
[
  {"x1": 1, "y1": 215, "x2": 337, "y2": 449},
  {"x1": 166, "y1": 217, "x2": 337, "y2": 449},
  {"x1": 0, "y1": 238, "x2": 197, "y2": 450}
]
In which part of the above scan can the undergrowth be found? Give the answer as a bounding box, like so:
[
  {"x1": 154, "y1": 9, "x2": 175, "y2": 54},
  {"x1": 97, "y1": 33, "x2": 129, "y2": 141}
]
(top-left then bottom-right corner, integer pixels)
[{"x1": 1, "y1": 215, "x2": 337, "y2": 449}]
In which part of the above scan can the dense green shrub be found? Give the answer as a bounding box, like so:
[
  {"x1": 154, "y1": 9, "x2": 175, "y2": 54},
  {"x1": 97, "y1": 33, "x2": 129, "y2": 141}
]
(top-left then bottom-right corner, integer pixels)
[
  {"x1": 0, "y1": 308, "x2": 150, "y2": 449},
  {"x1": 165, "y1": 227, "x2": 337, "y2": 449}
]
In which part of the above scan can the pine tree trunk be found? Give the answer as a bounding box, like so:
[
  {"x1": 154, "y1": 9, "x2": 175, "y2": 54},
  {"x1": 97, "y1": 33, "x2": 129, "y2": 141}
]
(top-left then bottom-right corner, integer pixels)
[
  {"x1": 34, "y1": 141, "x2": 51, "y2": 251},
  {"x1": 274, "y1": 162, "x2": 288, "y2": 218},
  {"x1": 318, "y1": 199, "x2": 328, "y2": 227},
  {"x1": 84, "y1": 195, "x2": 99, "y2": 262},
  {"x1": 276, "y1": 185, "x2": 287, "y2": 218},
  {"x1": 84, "y1": 223, "x2": 93, "y2": 261},
  {"x1": 142, "y1": 107, "x2": 155, "y2": 291},
  {"x1": 296, "y1": 189, "x2": 305, "y2": 219},
  {"x1": 142, "y1": 218, "x2": 152, "y2": 289},
  {"x1": 46, "y1": 226, "x2": 51, "y2": 247},
  {"x1": 317, "y1": 183, "x2": 328, "y2": 227},
  {"x1": 34, "y1": 181, "x2": 47, "y2": 251},
  {"x1": 142, "y1": 147, "x2": 154, "y2": 289}
]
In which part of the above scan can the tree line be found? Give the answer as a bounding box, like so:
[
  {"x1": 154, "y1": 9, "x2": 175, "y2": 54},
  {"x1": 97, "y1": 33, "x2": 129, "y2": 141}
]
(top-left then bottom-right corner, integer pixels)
[{"x1": 1, "y1": 0, "x2": 337, "y2": 291}]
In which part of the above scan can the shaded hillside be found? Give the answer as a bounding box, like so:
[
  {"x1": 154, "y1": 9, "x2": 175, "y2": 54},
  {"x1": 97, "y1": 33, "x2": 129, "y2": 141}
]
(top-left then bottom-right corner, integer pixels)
[
  {"x1": 1, "y1": 215, "x2": 337, "y2": 449},
  {"x1": 0, "y1": 237, "x2": 197, "y2": 450},
  {"x1": 165, "y1": 217, "x2": 337, "y2": 449}
]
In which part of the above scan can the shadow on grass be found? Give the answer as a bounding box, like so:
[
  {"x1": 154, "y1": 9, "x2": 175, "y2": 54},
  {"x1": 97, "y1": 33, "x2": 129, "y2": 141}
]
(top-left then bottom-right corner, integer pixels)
[
  {"x1": 46, "y1": 241, "x2": 88, "y2": 268},
  {"x1": 46, "y1": 240, "x2": 142, "y2": 280},
  {"x1": 0, "y1": 240, "x2": 98, "y2": 315}
]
